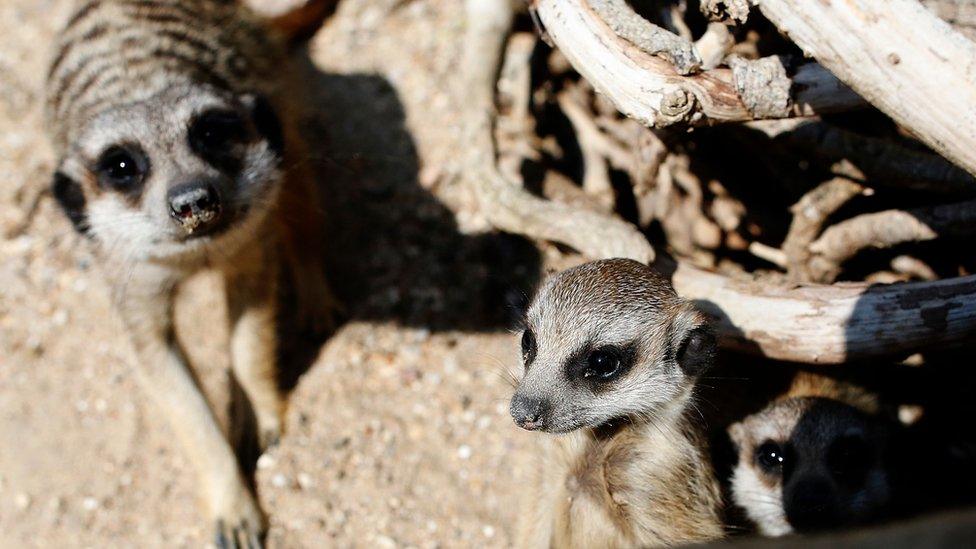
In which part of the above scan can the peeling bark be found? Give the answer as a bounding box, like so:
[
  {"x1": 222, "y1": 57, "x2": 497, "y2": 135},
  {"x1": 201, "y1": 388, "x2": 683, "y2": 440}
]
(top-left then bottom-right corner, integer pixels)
[
  {"x1": 671, "y1": 263, "x2": 976, "y2": 364},
  {"x1": 534, "y1": 0, "x2": 865, "y2": 128}
]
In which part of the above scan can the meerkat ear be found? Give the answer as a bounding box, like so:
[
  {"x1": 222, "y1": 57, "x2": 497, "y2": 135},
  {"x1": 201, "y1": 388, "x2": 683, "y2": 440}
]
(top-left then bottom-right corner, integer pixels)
[
  {"x1": 727, "y1": 421, "x2": 747, "y2": 452},
  {"x1": 52, "y1": 170, "x2": 90, "y2": 235},
  {"x1": 673, "y1": 309, "x2": 716, "y2": 377},
  {"x1": 243, "y1": 93, "x2": 284, "y2": 155}
]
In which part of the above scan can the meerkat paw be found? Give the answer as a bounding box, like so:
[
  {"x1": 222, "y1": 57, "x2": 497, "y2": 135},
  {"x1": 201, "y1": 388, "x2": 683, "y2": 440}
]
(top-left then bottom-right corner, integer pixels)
[{"x1": 212, "y1": 488, "x2": 266, "y2": 549}]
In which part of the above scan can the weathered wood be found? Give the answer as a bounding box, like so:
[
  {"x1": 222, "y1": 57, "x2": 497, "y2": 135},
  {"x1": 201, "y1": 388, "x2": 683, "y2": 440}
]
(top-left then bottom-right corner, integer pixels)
[
  {"x1": 755, "y1": 0, "x2": 976, "y2": 176},
  {"x1": 461, "y1": 0, "x2": 654, "y2": 263},
  {"x1": 671, "y1": 264, "x2": 976, "y2": 364},
  {"x1": 534, "y1": 0, "x2": 864, "y2": 127},
  {"x1": 808, "y1": 199, "x2": 976, "y2": 282}
]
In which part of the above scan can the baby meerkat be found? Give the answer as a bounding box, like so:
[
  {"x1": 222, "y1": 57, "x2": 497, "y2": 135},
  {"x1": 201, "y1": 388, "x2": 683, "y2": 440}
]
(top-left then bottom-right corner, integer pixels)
[
  {"x1": 510, "y1": 258, "x2": 724, "y2": 548},
  {"x1": 46, "y1": 0, "x2": 333, "y2": 544},
  {"x1": 728, "y1": 374, "x2": 892, "y2": 537}
]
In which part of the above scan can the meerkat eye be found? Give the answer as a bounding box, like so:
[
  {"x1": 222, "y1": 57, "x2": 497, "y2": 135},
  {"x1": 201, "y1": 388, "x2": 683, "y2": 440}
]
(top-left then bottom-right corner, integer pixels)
[
  {"x1": 584, "y1": 348, "x2": 622, "y2": 381},
  {"x1": 756, "y1": 440, "x2": 787, "y2": 473},
  {"x1": 189, "y1": 109, "x2": 248, "y2": 154},
  {"x1": 521, "y1": 329, "x2": 537, "y2": 366},
  {"x1": 96, "y1": 145, "x2": 147, "y2": 191}
]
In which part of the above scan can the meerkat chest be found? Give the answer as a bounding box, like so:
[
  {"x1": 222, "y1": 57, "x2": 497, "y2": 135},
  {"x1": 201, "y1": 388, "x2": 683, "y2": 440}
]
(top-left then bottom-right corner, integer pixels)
[
  {"x1": 547, "y1": 426, "x2": 721, "y2": 548},
  {"x1": 543, "y1": 435, "x2": 641, "y2": 548}
]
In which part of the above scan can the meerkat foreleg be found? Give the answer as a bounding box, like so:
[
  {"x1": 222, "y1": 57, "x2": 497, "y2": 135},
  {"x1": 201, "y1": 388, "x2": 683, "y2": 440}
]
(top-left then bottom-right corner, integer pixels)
[
  {"x1": 111, "y1": 264, "x2": 264, "y2": 545},
  {"x1": 225, "y1": 246, "x2": 286, "y2": 452}
]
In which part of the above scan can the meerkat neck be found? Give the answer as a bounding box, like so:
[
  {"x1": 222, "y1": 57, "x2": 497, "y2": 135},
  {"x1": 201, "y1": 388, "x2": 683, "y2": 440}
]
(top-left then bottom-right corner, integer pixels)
[{"x1": 539, "y1": 400, "x2": 722, "y2": 548}]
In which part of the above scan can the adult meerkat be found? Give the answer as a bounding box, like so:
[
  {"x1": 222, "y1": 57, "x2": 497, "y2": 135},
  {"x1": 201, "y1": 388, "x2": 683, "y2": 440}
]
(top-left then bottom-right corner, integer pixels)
[
  {"x1": 727, "y1": 374, "x2": 893, "y2": 536},
  {"x1": 510, "y1": 258, "x2": 724, "y2": 548},
  {"x1": 46, "y1": 0, "x2": 333, "y2": 544}
]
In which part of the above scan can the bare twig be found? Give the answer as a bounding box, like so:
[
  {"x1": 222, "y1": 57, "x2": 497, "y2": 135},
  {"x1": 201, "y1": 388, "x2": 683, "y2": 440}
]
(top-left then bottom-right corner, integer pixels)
[
  {"x1": 783, "y1": 178, "x2": 869, "y2": 281},
  {"x1": 671, "y1": 263, "x2": 976, "y2": 364},
  {"x1": 808, "y1": 199, "x2": 976, "y2": 282},
  {"x1": 557, "y1": 89, "x2": 616, "y2": 210},
  {"x1": 534, "y1": 0, "x2": 866, "y2": 127},
  {"x1": 496, "y1": 32, "x2": 540, "y2": 182},
  {"x1": 765, "y1": 121, "x2": 976, "y2": 196},
  {"x1": 589, "y1": 0, "x2": 701, "y2": 75},
  {"x1": 462, "y1": 0, "x2": 654, "y2": 262},
  {"x1": 749, "y1": 241, "x2": 788, "y2": 269},
  {"x1": 699, "y1": 0, "x2": 750, "y2": 24},
  {"x1": 754, "y1": 0, "x2": 976, "y2": 176},
  {"x1": 695, "y1": 22, "x2": 734, "y2": 70},
  {"x1": 891, "y1": 256, "x2": 939, "y2": 282}
]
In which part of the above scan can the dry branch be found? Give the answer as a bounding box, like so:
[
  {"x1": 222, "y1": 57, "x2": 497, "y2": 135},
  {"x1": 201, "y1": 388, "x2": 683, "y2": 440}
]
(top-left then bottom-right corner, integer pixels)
[
  {"x1": 589, "y1": 0, "x2": 701, "y2": 75},
  {"x1": 754, "y1": 0, "x2": 976, "y2": 176},
  {"x1": 462, "y1": 0, "x2": 654, "y2": 262},
  {"x1": 808, "y1": 199, "x2": 976, "y2": 282},
  {"x1": 699, "y1": 0, "x2": 750, "y2": 24},
  {"x1": 783, "y1": 177, "x2": 868, "y2": 281},
  {"x1": 757, "y1": 120, "x2": 976, "y2": 196},
  {"x1": 671, "y1": 263, "x2": 976, "y2": 364},
  {"x1": 695, "y1": 22, "x2": 734, "y2": 71},
  {"x1": 534, "y1": 0, "x2": 865, "y2": 127},
  {"x1": 557, "y1": 89, "x2": 616, "y2": 210}
]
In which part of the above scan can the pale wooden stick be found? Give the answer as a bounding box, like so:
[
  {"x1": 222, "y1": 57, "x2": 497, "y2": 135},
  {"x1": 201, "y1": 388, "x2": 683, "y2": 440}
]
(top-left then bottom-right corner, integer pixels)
[
  {"x1": 755, "y1": 0, "x2": 976, "y2": 176},
  {"x1": 534, "y1": 0, "x2": 865, "y2": 127},
  {"x1": 671, "y1": 263, "x2": 976, "y2": 364},
  {"x1": 461, "y1": 0, "x2": 654, "y2": 262}
]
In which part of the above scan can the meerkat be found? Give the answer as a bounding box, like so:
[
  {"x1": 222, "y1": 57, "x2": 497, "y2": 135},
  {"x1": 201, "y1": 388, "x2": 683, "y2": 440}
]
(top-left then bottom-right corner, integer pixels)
[
  {"x1": 727, "y1": 374, "x2": 893, "y2": 537},
  {"x1": 510, "y1": 258, "x2": 724, "y2": 548},
  {"x1": 46, "y1": 0, "x2": 333, "y2": 545}
]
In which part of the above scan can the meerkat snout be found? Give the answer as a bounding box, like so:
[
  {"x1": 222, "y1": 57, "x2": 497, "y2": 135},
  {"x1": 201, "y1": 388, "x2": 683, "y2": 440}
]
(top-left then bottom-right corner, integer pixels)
[
  {"x1": 510, "y1": 393, "x2": 546, "y2": 430},
  {"x1": 510, "y1": 258, "x2": 716, "y2": 433},
  {"x1": 168, "y1": 180, "x2": 224, "y2": 235}
]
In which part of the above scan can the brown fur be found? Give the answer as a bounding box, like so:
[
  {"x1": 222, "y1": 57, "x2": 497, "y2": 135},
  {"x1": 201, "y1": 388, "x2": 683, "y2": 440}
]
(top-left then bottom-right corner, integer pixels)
[
  {"x1": 513, "y1": 259, "x2": 724, "y2": 548},
  {"x1": 45, "y1": 1, "x2": 335, "y2": 544}
]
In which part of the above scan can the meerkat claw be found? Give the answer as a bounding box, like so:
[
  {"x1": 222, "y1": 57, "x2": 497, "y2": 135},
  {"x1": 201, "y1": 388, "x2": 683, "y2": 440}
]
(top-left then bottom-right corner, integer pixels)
[{"x1": 215, "y1": 518, "x2": 264, "y2": 549}]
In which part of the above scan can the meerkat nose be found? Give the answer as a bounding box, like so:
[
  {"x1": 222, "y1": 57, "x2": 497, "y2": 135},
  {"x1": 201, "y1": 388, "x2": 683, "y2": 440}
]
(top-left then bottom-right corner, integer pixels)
[
  {"x1": 168, "y1": 180, "x2": 223, "y2": 234},
  {"x1": 511, "y1": 394, "x2": 546, "y2": 431}
]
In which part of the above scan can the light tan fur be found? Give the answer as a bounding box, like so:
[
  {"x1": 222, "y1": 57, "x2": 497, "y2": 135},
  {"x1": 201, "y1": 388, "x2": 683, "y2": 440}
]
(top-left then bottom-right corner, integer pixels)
[
  {"x1": 519, "y1": 402, "x2": 724, "y2": 548},
  {"x1": 512, "y1": 259, "x2": 724, "y2": 548},
  {"x1": 45, "y1": 1, "x2": 335, "y2": 545}
]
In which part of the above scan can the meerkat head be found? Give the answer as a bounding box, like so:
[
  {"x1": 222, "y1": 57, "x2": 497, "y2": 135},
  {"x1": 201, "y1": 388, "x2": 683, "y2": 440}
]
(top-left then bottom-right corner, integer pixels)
[
  {"x1": 48, "y1": 81, "x2": 285, "y2": 262},
  {"x1": 509, "y1": 258, "x2": 716, "y2": 434},
  {"x1": 728, "y1": 397, "x2": 892, "y2": 536}
]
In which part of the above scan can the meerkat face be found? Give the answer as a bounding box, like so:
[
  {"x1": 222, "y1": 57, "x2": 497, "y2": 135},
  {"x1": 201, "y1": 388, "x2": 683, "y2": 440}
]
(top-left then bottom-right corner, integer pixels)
[
  {"x1": 510, "y1": 259, "x2": 715, "y2": 434},
  {"x1": 50, "y1": 82, "x2": 285, "y2": 262},
  {"x1": 728, "y1": 397, "x2": 892, "y2": 536}
]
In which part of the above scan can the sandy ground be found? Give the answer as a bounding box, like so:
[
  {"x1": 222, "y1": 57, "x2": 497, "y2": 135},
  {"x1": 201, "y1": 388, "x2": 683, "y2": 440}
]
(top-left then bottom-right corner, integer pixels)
[{"x1": 0, "y1": 1, "x2": 544, "y2": 547}]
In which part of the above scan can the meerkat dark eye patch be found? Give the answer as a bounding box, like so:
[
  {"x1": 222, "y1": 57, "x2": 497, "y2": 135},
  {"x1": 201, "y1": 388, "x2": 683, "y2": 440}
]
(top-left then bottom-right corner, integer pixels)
[
  {"x1": 521, "y1": 329, "x2": 537, "y2": 368},
  {"x1": 566, "y1": 344, "x2": 635, "y2": 386},
  {"x1": 248, "y1": 94, "x2": 284, "y2": 155},
  {"x1": 95, "y1": 145, "x2": 148, "y2": 196},
  {"x1": 676, "y1": 325, "x2": 716, "y2": 377},
  {"x1": 52, "y1": 171, "x2": 89, "y2": 234},
  {"x1": 188, "y1": 109, "x2": 249, "y2": 172},
  {"x1": 756, "y1": 440, "x2": 787, "y2": 474}
]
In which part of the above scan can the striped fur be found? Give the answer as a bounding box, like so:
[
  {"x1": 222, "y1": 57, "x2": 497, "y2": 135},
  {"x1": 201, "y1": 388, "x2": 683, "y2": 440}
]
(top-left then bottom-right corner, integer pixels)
[
  {"x1": 44, "y1": 2, "x2": 334, "y2": 545},
  {"x1": 47, "y1": 0, "x2": 280, "y2": 155}
]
